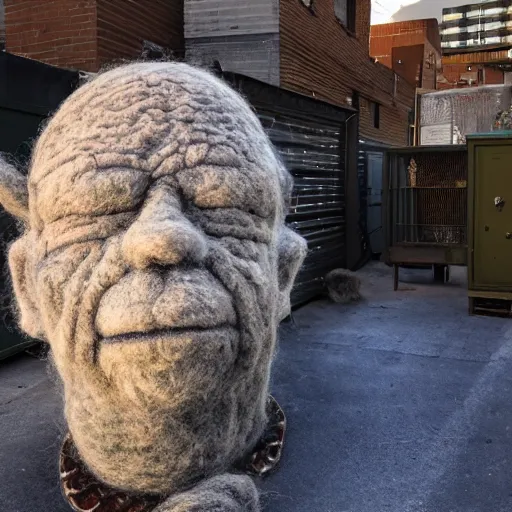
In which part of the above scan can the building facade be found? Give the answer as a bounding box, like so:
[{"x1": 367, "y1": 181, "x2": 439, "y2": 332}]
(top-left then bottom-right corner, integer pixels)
[
  {"x1": 440, "y1": 57, "x2": 506, "y2": 89},
  {"x1": 185, "y1": 0, "x2": 415, "y2": 147},
  {"x1": 437, "y1": 1, "x2": 512, "y2": 89},
  {"x1": 439, "y1": 47, "x2": 512, "y2": 89},
  {"x1": 370, "y1": 19, "x2": 442, "y2": 91},
  {"x1": 4, "y1": 0, "x2": 183, "y2": 72},
  {"x1": 185, "y1": 0, "x2": 280, "y2": 86},
  {"x1": 4, "y1": 0, "x2": 414, "y2": 147}
]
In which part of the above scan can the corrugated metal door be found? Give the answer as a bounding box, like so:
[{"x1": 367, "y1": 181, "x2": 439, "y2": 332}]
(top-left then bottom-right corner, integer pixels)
[
  {"x1": 222, "y1": 72, "x2": 349, "y2": 305},
  {"x1": 262, "y1": 114, "x2": 346, "y2": 305}
]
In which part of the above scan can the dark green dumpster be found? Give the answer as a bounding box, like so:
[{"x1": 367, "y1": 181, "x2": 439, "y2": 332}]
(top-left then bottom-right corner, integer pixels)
[{"x1": 0, "y1": 52, "x2": 78, "y2": 359}]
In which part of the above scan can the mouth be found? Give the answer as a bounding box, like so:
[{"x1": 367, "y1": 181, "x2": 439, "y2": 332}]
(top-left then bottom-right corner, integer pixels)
[
  {"x1": 95, "y1": 269, "x2": 237, "y2": 340},
  {"x1": 96, "y1": 326, "x2": 241, "y2": 385},
  {"x1": 101, "y1": 325, "x2": 237, "y2": 345}
]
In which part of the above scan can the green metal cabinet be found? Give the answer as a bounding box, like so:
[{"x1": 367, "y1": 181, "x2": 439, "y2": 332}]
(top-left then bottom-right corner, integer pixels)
[{"x1": 467, "y1": 133, "x2": 512, "y2": 314}]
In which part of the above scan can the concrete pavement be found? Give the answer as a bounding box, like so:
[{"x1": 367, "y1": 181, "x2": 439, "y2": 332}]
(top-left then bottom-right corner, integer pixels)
[{"x1": 2, "y1": 263, "x2": 512, "y2": 511}]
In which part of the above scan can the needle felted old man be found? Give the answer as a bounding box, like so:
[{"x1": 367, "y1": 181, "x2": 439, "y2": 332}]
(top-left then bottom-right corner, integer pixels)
[{"x1": 0, "y1": 62, "x2": 307, "y2": 511}]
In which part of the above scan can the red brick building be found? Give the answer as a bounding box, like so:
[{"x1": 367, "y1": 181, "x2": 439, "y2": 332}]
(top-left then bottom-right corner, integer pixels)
[
  {"x1": 4, "y1": 0, "x2": 183, "y2": 72},
  {"x1": 5, "y1": 0, "x2": 414, "y2": 147},
  {"x1": 439, "y1": 50, "x2": 509, "y2": 89},
  {"x1": 370, "y1": 19, "x2": 441, "y2": 90},
  {"x1": 185, "y1": 0, "x2": 415, "y2": 147},
  {"x1": 279, "y1": 0, "x2": 414, "y2": 146}
]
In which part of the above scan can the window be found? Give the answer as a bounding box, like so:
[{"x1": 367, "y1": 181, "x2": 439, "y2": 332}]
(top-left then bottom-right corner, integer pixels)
[
  {"x1": 352, "y1": 91, "x2": 360, "y2": 111},
  {"x1": 334, "y1": 0, "x2": 356, "y2": 33},
  {"x1": 408, "y1": 110, "x2": 415, "y2": 145},
  {"x1": 409, "y1": 125, "x2": 415, "y2": 146},
  {"x1": 371, "y1": 102, "x2": 380, "y2": 129}
]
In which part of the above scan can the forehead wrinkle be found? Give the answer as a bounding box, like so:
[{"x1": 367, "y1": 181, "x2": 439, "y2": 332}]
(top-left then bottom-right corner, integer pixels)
[
  {"x1": 29, "y1": 63, "x2": 291, "y2": 221},
  {"x1": 34, "y1": 87, "x2": 258, "y2": 181}
]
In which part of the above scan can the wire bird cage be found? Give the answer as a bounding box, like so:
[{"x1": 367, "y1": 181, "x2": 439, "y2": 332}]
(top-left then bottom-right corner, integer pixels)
[{"x1": 384, "y1": 145, "x2": 468, "y2": 290}]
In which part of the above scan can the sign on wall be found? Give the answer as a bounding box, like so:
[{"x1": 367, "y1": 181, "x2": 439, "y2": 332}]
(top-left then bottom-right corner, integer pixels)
[{"x1": 420, "y1": 123, "x2": 452, "y2": 145}]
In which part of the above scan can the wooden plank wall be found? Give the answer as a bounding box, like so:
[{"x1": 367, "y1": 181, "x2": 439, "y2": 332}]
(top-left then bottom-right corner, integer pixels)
[
  {"x1": 97, "y1": 0, "x2": 184, "y2": 66},
  {"x1": 185, "y1": 0, "x2": 280, "y2": 86}
]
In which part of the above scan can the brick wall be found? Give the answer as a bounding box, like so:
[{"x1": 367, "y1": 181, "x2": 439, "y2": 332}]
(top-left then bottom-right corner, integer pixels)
[
  {"x1": 97, "y1": 0, "x2": 183, "y2": 68},
  {"x1": 422, "y1": 40, "x2": 437, "y2": 90},
  {"x1": 356, "y1": 0, "x2": 371, "y2": 55},
  {"x1": 441, "y1": 61, "x2": 504, "y2": 88},
  {"x1": 484, "y1": 66, "x2": 504, "y2": 85},
  {"x1": 0, "y1": 0, "x2": 5, "y2": 48},
  {"x1": 370, "y1": 19, "x2": 440, "y2": 90},
  {"x1": 5, "y1": 0, "x2": 97, "y2": 71},
  {"x1": 279, "y1": 0, "x2": 414, "y2": 146},
  {"x1": 370, "y1": 24, "x2": 425, "y2": 60},
  {"x1": 5, "y1": 0, "x2": 184, "y2": 72},
  {"x1": 370, "y1": 19, "x2": 441, "y2": 54},
  {"x1": 359, "y1": 97, "x2": 410, "y2": 146}
]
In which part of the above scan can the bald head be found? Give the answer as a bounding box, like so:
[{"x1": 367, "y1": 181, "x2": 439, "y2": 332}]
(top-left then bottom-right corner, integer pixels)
[{"x1": 0, "y1": 63, "x2": 307, "y2": 506}]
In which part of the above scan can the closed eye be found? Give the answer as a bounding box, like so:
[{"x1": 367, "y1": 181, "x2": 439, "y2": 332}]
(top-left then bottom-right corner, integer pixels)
[{"x1": 41, "y1": 212, "x2": 134, "y2": 256}]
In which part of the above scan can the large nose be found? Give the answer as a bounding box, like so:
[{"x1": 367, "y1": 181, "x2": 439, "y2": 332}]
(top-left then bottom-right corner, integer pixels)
[{"x1": 121, "y1": 187, "x2": 207, "y2": 270}]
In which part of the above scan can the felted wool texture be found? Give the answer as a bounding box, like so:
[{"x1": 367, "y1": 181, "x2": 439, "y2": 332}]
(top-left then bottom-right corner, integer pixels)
[
  {"x1": 155, "y1": 474, "x2": 259, "y2": 512},
  {"x1": 0, "y1": 156, "x2": 29, "y2": 222},
  {"x1": 0, "y1": 62, "x2": 307, "y2": 508},
  {"x1": 324, "y1": 269, "x2": 362, "y2": 304}
]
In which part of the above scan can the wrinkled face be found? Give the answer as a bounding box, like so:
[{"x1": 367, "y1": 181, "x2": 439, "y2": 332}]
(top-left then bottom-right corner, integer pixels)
[{"x1": 8, "y1": 63, "x2": 306, "y2": 493}]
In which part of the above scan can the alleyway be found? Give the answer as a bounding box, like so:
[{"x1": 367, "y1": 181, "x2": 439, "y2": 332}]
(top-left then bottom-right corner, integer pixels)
[{"x1": 2, "y1": 263, "x2": 512, "y2": 512}]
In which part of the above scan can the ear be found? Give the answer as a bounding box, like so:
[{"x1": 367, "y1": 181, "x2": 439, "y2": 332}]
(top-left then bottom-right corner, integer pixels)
[
  {"x1": 0, "y1": 155, "x2": 29, "y2": 222},
  {"x1": 9, "y1": 235, "x2": 45, "y2": 340},
  {"x1": 277, "y1": 227, "x2": 307, "y2": 322}
]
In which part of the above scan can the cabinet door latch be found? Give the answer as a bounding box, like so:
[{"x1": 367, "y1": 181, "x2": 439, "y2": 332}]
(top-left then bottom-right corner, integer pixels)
[{"x1": 495, "y1": 196, "x2": 506, "y2": 211}]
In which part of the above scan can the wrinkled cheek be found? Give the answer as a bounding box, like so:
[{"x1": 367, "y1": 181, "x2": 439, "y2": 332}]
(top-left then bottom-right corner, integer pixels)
[{"x1": 36, "y1": 244, "x2": 96, "y2": 338}]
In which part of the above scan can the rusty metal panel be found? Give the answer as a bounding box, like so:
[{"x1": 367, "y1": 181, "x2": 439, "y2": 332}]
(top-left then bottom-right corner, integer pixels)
[
  {"x1": 443, "y1": 49, "x2": 511, "y2": 64},
  {"x1": 97, "y1": 0, "x2": 184, "y2": 64},
  {"x1": 392, "y1": 45, "x2": 425, "y2": 87},
  {"x1": 184, "y1": 0, "x2": 279, "y2": 39},
  {"x1": 385, "y1": 146, "x2": 469, "y2": 267}
]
